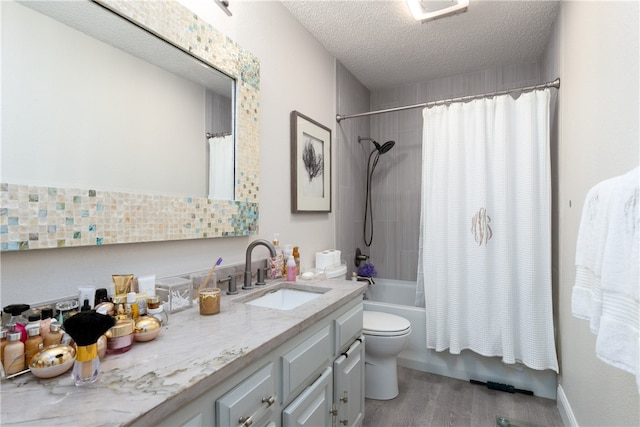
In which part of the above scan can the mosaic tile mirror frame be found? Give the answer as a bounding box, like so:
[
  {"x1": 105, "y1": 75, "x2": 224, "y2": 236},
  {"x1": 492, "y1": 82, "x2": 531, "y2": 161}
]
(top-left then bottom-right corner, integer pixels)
[{"x1": 1, "y1": 0, "x2": 260, "y2": 251}]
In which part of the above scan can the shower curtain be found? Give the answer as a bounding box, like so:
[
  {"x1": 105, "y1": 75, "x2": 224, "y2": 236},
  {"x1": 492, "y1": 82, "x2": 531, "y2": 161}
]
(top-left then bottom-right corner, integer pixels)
[{"x1": 415, "y1": 88, "x2": 559, "y2": 372}]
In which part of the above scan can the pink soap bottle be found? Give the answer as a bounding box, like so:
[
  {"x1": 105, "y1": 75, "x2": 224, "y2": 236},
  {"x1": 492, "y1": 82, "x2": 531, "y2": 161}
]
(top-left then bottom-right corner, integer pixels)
[{"x1": 286, "y1": 255, "x2": 297, "y2": 281}]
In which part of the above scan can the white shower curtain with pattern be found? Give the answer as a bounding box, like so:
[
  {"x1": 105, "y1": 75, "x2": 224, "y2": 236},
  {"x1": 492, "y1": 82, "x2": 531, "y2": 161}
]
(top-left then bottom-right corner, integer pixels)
[{"x1": 415, "y1": 89, "x2": 559, "y2": 372}]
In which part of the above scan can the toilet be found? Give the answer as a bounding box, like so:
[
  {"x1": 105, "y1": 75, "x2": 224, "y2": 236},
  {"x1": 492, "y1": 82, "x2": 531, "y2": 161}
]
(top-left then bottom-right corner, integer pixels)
[{"x1": 362, "y1": 311, "x2": 411, "y2": 400}]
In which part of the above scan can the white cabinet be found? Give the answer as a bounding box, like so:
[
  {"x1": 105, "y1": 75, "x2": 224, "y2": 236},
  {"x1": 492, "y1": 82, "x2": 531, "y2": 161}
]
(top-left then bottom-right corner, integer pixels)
[
  {"x1": 160, "y1": 299, "x2": 364, "y2": 427},
  {"x1": 281, "y1": 325, "x2": 332, "y2": 403},
  {"x1": 333, "y1": 337, "x2": 365, "y2": 427},
  {"x1": 216, "y1": 363, "x2": 277, "y2": 427},
  {"x1": 282, "y1": 367, "x2": 333, "y2": 427}
]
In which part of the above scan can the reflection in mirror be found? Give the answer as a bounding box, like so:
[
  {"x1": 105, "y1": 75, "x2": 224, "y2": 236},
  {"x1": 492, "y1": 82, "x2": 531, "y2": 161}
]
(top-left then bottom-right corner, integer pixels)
[
  {"x1": 0, "y1": 0, "x2": 261, "y2": 251},
  {"x1": 2, "y1": 0, "x2": 235, "y2": 199}
]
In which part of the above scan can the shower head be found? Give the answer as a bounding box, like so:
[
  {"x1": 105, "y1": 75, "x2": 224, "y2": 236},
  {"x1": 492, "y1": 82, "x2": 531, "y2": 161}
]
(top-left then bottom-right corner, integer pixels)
[
  {"x1": 358, "y1": 136, "x2": 396, "y2": 154},
  {"x1": 377, "y1": 140, "x2": 395, "y2": 154}
]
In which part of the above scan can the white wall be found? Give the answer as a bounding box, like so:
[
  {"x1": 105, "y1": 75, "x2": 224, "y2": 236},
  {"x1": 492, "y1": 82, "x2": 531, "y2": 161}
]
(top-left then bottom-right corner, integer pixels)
[
  {"x1": 0, "y1": 1, "x2": 336, "y2": 304},
  {"x1": 544, "y1": 1, "x2": 640, "y2": 425}
]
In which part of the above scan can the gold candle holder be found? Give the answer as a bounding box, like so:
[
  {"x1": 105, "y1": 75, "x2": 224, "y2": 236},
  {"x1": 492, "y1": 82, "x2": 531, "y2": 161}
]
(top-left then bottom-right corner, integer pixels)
[{"x1": 199, "y1": 288, "x2": 220, "y2": 315}]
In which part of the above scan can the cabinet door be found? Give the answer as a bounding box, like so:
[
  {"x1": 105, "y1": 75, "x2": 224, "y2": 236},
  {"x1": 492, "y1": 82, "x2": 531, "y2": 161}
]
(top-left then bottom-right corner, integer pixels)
[
  {"x1": 333, "y1": 337, "x2": 365, "y2": 427},
  {"x1": 282, "y1": 325, "x2": 331, "y2": 403},
  {"x1": 216, "y1": 363, "x2": 276, "y2": 427},
  {"x1": 283, "y1": 367, "x2": 333, "y2": 427}
]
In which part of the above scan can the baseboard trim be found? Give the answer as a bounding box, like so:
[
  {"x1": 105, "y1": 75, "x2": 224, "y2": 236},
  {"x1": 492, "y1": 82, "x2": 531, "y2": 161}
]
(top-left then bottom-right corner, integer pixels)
[{"x1": 557, "y1": 384, "x2": 578, "y2": 427}]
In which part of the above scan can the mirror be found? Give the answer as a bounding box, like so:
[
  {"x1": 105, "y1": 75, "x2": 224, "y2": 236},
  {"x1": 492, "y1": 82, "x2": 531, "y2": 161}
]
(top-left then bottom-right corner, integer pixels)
[
  {"x1": 3, "y1": 0, "x2": 233, "y2": 198},
  {"x1": 0, "y1": 0, "x2": 260, "y2": 251}
]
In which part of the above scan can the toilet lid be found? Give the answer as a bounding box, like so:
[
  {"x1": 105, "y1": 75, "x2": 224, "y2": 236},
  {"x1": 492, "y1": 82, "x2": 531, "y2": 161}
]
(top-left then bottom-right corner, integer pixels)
[{"x1": 363, "y1": 311, "x2": 411, "y2": 336}]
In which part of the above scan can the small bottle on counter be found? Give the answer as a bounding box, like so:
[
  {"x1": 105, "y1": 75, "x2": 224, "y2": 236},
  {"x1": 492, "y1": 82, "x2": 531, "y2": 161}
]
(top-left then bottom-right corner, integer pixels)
[
  {"x1": 126, "y1": 292, "x2": 138, "y2": 319},
  {"x1": 4, "y1": 332, "x2": 25, "y2": 375},
  {"x1": 147, "y1": 306, "x2": 168, "y2": 326},
  {"x1": 293, "y1": 246, "x2": 301, "y2": 274},
  {"x1": 147, "y1": 295, "x2": 161, "y2": 310},
  {"x1": 44, "y1": 322, "x2": 63, "y2": 347},
  {"x1": 94, "y1": 288, "x2": 110, "y2": 306},
  {"x1": 40, "y1": 307, "x2": 54, "y2": 339},
  {"x1": 286, "y1": 255, "x2": 297, "y2": 281},
  {"x1": 283, "y1": 244, "x2": 294, "y2": 277},
  {"x1": 25, "y1": 326, "x2": 43, "y2": 366},
  {"x1": 3, "y1": 304, "x2": 30, "y2": 343},
  {"x1": 0, "y1": 328, "x2": 7, "y2": 367}
]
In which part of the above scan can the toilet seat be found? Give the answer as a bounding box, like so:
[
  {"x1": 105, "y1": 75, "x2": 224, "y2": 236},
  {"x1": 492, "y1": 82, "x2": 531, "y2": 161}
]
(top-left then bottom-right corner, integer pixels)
[{"x1": 363, "y1": 311, "x2": 411, "y2": 337}]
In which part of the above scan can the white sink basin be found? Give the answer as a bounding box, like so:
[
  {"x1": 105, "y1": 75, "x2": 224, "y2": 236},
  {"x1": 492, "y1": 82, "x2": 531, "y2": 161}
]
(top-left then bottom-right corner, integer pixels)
[{"x1": 245, "y1": 288, "x2": 322, "y2": 310}]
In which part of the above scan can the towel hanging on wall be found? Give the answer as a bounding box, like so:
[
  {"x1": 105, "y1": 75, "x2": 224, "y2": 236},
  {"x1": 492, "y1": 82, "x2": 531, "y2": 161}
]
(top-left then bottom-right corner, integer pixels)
[{"x1": 572, "y1": 166, "x2": 639, "y2": 391}]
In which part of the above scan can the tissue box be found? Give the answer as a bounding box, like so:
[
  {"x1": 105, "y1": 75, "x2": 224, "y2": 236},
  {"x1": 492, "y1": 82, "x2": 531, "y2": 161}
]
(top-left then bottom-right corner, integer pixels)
[{"x1": 155, "y1": 276, "x2": 193, "y2": 313}]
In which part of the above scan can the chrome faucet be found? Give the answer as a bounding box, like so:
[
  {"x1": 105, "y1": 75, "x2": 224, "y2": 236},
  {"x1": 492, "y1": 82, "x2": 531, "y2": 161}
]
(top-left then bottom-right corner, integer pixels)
[{"x1": 243, "y1": 239, "x2": 277, "y2": 290}]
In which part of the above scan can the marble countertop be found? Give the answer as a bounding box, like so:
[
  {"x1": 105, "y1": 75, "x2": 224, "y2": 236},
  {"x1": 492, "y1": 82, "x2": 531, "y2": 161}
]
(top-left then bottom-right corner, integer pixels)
[{"x1": 0, "y1": 279, "x2": 367, "y2": 426}]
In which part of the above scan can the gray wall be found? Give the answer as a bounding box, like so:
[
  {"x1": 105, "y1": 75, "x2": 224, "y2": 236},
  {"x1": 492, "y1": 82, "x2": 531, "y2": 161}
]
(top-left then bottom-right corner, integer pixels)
[
  {"x1": 335, "y1": 62, "x2": 370, "y2": 278},
  {"x1": 543, "y1": 1, "x2": 639, "y2": 425}
]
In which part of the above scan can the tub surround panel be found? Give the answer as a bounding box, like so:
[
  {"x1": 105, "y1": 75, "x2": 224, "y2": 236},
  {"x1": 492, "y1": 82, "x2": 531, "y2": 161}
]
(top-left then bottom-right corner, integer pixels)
[{"x1": 0, "y1": 279, "x2": 367, "y2": 426}]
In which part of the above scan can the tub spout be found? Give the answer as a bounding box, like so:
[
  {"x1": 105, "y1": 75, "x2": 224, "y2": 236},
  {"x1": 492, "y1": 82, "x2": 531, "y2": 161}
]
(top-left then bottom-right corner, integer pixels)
[
  {"x1": 356, "y1": 276, "x2": 375, "y2": 285},
  {"x1": 244, "y1": 239, "x2": 277, "y2": 290}
]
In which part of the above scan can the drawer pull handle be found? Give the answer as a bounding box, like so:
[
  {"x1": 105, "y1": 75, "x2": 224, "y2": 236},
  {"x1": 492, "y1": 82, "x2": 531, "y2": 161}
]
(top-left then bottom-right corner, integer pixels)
[
  {"x1": 262, "y1": 396, "x2": 275, "y2": 406},
  {"x1": 239, "y1": 416, "x2": 253, "y2": 427},
  {"x1": 340, "y1": 392, "x2": 348, "y2": 403},
  {"x1": 340, "y1": 419, "x2": 349, "y2": 426}
]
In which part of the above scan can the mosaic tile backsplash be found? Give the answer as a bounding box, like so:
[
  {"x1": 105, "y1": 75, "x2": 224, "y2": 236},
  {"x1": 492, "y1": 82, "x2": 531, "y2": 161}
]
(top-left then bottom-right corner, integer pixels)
[
  {"x1": 1, "y1": 0, "x2": 261, "y2": 251},
  {"x1": 0, "y1": 183, "x2": 258, "y2": 251}
]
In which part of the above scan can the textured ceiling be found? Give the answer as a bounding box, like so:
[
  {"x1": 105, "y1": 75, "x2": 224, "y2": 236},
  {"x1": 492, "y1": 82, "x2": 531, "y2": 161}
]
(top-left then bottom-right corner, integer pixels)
[{"x1": 282, "y1": 0, "x2": 560, "y2": 90}]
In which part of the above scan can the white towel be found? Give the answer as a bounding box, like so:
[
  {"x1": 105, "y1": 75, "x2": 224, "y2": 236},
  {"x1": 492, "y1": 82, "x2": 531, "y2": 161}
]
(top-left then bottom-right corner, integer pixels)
[
  {"x1": 208, "y1": 135, "x2": 234, "y2": 200},
  {"x1": 572, "y1": 166, "x2": 640, "y2": 391}
]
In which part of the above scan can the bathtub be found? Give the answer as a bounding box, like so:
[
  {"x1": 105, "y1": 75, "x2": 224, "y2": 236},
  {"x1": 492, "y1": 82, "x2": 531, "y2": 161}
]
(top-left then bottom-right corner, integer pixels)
[{"x1": 363, "y1": 278, "x2": 558, "y2": 399}]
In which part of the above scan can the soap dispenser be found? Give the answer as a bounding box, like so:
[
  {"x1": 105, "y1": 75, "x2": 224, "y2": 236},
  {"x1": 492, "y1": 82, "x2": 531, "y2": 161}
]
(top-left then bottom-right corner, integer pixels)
[{"x1": 269, "y1": 233, "x2": 284, "y2": 279}]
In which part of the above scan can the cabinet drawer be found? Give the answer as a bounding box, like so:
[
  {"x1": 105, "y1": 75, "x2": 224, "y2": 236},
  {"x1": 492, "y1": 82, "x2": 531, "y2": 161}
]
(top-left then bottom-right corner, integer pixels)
[
  {"x1": 216, "y1": 363, "x2": 276, "y2": 427},
  {"x1": 282, "y1": 366, "x2": 333, "y2": 427},
  {"x1": 334, "y1": 303, "x2": 363, "y2": 354},
  {"x1": 281, "y1": 325, "x2": 331, "y2": 403}
]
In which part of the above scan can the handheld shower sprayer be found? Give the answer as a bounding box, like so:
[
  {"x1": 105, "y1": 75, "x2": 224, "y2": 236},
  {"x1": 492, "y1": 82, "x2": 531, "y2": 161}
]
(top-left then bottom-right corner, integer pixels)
[{"x1": 358, "y1": 136, "x2": 396, "y2": 247}]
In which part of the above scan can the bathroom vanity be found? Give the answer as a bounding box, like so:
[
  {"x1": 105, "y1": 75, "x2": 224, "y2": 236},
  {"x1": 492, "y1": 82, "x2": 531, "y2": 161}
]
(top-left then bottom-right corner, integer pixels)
[{"x1": 0, "y1": 279, "x2": 367, "y2": 427}]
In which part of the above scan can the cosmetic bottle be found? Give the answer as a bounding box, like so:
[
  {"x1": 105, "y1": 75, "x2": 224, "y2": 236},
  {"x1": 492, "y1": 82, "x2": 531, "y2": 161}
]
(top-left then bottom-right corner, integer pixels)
[
  {"x1": 283, "y1": 244, "x2": 294, "y2": 277},
  {"x1": 44, "y1": 322, "x2": 63, "y2": 347},
  {"x1": 2, "y1": 304, "x2": 30, "y2": 343},
  {"x1": 286, "y1": 255, "x2": 297, "y2": 282},
  {"x1": 105, "y1": 319, "x2": 134, "y2": 354},
  {"x1": 147, "y1": 295, "x2": 161, "y2": 310},
  {"x1": 293, "y1": 246, "x2": 301, "y2": 274},
  {"x1": 94, "y1": 288, "x2": 110, "y2": 306},
  {"x1": 27, "y1": 313, "x2": 41, "y2": 332},
  {"x1": 148, "y1": 306, "x2": 168, "y2": 326},
  {"x1": 25, "y1": 326, "x2": 44, "y2": 367},
  {"x1": 0, "y1": 328, "x2": 7, "y2": 367},
  {"x1": 269, "y1": 233, "x2": 284, "y2": 279},
  {"x1": 4, "y1": 332, "x2": 25, "y2": 375},
  {"x1": 40, "y1": 307, "x2": 54, "y2": 339},
  {"x1": 126, "y1": 292, "x2": 138, "y2": 319}
]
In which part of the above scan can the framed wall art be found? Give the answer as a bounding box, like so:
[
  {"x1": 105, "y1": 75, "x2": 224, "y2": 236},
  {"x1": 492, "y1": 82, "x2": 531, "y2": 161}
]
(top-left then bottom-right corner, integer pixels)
[{"x1": 290, "y1": 111, "x2": 331, "y2": 213}]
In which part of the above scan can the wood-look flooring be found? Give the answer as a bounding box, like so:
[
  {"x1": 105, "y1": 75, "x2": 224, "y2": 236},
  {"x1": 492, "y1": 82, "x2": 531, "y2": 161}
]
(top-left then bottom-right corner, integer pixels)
[{"x1": 363, "y1": 367, "x2": 563, "y2": 427}]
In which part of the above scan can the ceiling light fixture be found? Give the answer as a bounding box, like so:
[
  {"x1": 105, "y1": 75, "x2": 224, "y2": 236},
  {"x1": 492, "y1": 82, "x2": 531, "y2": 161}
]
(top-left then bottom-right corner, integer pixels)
[{"x1": 406, "y1": 0, "x2": 469, "y2": 23}]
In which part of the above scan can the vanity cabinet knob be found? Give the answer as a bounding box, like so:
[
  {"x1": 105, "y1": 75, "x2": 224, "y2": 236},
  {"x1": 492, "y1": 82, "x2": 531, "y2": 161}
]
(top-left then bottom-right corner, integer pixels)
[
  {"x1": 262, "y1": 395, "x2": 275, "y2": 406},
  {"x1": 239, "y1": 416, "x2": 253, "y2": 426}
]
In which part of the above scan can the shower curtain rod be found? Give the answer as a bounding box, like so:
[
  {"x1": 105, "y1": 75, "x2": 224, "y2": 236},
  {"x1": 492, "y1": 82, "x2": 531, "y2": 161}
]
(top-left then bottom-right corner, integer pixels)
[{"x1": 336, "y1": 78, "x2": 560, "y2": 123}]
